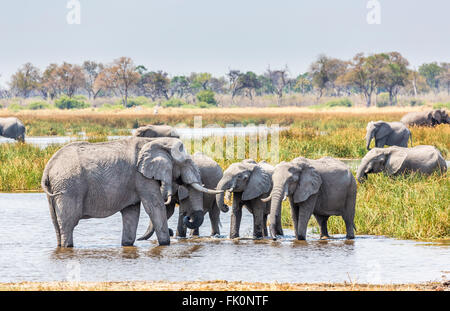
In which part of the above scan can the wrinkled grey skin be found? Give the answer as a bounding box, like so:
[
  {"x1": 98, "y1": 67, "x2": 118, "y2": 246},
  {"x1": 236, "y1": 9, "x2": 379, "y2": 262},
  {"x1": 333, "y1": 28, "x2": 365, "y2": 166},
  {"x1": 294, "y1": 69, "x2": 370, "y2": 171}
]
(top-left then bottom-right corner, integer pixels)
[
  {"x1": 365, "y1": 121, "x2": 412, "y2": 150},
  {"x1": 401, "y1": 109, "x2": 450, "y2": 127},
  {"x1": 356, "y1": 145, "x2": 447, "y2": 183},
  {"x1": 216, "y1": 160, "x2": 283, "y2": 239},
  {"x1": 0, "y1": 117, "x2": 26, "y2": 142},
  {"x1": 266, "y1": 157, "x2": 357, "y2": 240},
  {"x1": 41, "y1": 137, "x2": 219, "y2": 248},
  {"x1": 139, "y1": 152, "x2": 226, "y2": 239},
  {"x1": 134, "y1": 125, "x2": 180, "y2": 138}
]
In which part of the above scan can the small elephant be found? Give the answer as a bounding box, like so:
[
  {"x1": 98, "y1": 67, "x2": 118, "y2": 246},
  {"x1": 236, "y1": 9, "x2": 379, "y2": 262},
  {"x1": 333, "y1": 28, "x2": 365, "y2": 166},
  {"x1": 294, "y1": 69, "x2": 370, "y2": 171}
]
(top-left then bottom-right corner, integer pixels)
[
  {"x1": 365, "y1": 121, "x2": 412, "y2": 150},
  {"x1": 356, "y1": 145, "x2": 447, "y2": 183},
  {"x1": 0, "y1": 117, "x2": 26, "y2": 142},
  {"x1": 134, "y1": 125, "x2": 180, "y2": 138},
  {"x1": 138, "y1": 152, "x2": 226, "y2": 240},
  {"x1": 216, "y1": 159, "x2": 283, "y2": 239},
  {"x1": 401, "y1": 109, "x2": 450, "y2": 127},
  {"x1": 264, "y1": 157, "x2": 357, "y2": 240},
  {"x1": 41, "y1": 137, "x2": 221, "y2": 248}
]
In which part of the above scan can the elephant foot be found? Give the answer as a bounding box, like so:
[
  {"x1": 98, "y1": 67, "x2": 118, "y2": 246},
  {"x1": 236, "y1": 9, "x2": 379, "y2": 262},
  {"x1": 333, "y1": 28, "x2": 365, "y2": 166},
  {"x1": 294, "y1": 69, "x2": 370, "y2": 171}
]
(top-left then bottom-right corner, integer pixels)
[
  {"x1": 346, "y1": 234, "x2": 355, "y2": 240},
  {"x1": 320, "y1": 235, "x2": 330, "y2": 240},
  {"x1": 122, "y1": 242, "x2": 135, "y2": 247},
  {"x1": 169, "y1": 228, "x2": 174, "y2": 237}
]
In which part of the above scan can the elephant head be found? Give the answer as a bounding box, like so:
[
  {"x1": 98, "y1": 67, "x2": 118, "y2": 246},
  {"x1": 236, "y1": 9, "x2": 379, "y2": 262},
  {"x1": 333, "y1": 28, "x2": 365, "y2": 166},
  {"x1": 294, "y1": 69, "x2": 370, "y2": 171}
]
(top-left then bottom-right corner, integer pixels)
[
  {"x1": 137, "y1": 138, "x2": 222, "y2": 229},
  {"x1": 216, "y1": 160, "x2": 272, "y2": 212},
  {"x1": 356, "y1": 147, "x2": 408, "y2": 183},
  {"x1": 264, "y1": 158, "x2": 322, "y2": 238},
  {"x1": 134, "y1": 125, "x2": 180, "y2": 138},
  {"x1": 365, "y1": 121, "x2": 391, "y2": 150},
  {"x1": 432, "y1": 109, "x2": 449, "y2": 125}
]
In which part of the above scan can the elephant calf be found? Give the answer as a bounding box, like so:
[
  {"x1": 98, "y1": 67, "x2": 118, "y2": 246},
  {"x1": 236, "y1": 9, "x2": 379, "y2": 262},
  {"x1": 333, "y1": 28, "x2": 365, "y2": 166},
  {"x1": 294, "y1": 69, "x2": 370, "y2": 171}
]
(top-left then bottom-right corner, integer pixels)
[
  {"x1": 357, "y1": 145, "x2": 447, "y2": 183},
  {"x1": 265, "y1": 157, "x2": 357, "y2": 240},
  {"x1": 401, "y1": 109, "x2": 450, "y2": 127},
  {"x1": 134, "y1": 124, "x2": 180, "y2": 138},
  {"x1": 216, "y1": 159, "x2": 283, "y2": 239},
  {"x1": 0, "y1": 117, "x2": 26, "y2": 142},
  {"x1": 365, "y1": 121, "x2": 412, "y2": 150}
]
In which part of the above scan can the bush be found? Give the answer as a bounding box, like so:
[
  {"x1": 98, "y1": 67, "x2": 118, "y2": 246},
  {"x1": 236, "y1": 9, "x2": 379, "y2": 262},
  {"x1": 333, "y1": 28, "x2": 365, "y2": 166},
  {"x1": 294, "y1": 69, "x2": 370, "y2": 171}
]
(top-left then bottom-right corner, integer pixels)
[
  {"x1": 407, "y1": 99, "x2": 424, "y2": 107},
  {"x1": 376, "y1": 93, "x2": 390, "y2": 107},
  {"x1": 196, "y1": 90, "x2": 217, "y2": 106},
  {"x1": 55, "y1": 95, "x2": 90, "y2": 110},
  {"x1": 325, "y1": 98, "x2": 352, "y2": 108},
  {"x1": 162, "y1": 98, "x2": 188, "y2": 108},
  {"x1": 27, "y1": 101, "x2": 52, "y2": 110},
  {"x1": 197, "y1": 101, "x2": 215, "y2": 108},
  {"x1": 98, "y1": 103, "x2": 125, "y2": 111},
  {"x1": 122, "y1": 96, "x2": 153, "y2": 108},
  {"x1": 433, "y1": 102, "x2": 450, "y2": 110},
  {"x1": 7, "y1": 103, "x2": 25, "y2": 112}
]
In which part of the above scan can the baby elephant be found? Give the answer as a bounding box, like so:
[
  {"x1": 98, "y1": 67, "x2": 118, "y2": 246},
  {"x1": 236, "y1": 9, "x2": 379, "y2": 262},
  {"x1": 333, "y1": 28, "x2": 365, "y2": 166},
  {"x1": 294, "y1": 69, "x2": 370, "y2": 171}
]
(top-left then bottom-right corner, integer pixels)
[
  {"x1": 264, "y1": 157, "x2": 357, "y2": 240},
  {"x1": 401, "y1": 109, "x2": 450, "y2": 127},
  {"x1": 0, "y1": 117, "x2": 26, "y2": 142},
  {"x1": 365, "y1": 121, "x2": 412, "y2": 150},
  {"x1": 357, "y1": 145, "x2": 447, "y2": 183}
]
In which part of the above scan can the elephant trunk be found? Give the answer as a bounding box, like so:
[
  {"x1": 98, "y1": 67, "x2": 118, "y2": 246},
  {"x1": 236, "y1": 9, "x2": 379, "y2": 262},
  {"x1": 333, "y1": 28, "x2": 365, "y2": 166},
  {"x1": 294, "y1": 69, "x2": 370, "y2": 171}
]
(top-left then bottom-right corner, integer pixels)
[
  {"x1": 269, "y1": 185, "x2": 285, "y2": 239},
  {"x1": 216, "y1": 178, "x2": 234, "y2": 213},
  {"x1": 160, "y1": 181, "x2": 172, "y2": 205},
  {"x1": 356, "y1": 159, "x2": 369, "y2": 183},
  {"x1": 366, "y1": 132, "x2": 373, "y2": 151},
  {"x1": 183, "y1": 210, "x2": 204, "y2": 229}
]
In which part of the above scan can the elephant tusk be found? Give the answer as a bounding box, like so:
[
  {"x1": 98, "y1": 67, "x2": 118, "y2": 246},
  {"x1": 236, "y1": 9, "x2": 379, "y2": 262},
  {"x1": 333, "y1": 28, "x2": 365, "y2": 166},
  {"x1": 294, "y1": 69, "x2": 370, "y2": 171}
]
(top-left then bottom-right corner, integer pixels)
[
  {"x1": 165, "y1": 195, "x2": 172, "y2": 205},
  {"x1": 191, "y1": 183, "x2": 224, "y2": 195},
  {"x1": 225, "y1": 190, "x2": 232, "y2": 201},
  {"x1": 261, "y1": 194, "x2": 272, "y2": 203}
]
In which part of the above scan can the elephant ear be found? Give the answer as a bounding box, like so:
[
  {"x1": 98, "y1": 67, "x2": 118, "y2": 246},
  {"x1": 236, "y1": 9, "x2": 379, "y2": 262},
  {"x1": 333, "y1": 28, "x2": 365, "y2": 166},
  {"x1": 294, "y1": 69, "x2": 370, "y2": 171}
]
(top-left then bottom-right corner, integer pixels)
[
  {"x1": 242, "y1": 165, "x2": 272, "y2": 201},
  {"x1": 375, "y1": 122, "x2": 391, "y2": 139},
  {"x1": 180, "y1": 158, "x2": 202, "y2": 185},
  {"x1": 293, "y1": 166, "x2": 322, "y2": 203},
  {"x1": 385, "y1": 148, "x2": 407, "y2": 175},
  {"x1": 177, "y1": 185, "x2": 190, "y2": 201},
  {"x1": 137, "y1": 143, "x2": 172, "y2": 184}
]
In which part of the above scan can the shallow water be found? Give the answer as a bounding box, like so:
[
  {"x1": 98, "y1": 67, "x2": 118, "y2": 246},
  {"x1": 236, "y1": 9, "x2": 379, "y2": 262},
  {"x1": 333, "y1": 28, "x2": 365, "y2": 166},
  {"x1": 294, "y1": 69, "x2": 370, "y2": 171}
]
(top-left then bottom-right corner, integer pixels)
[
  {"x1": 0, "y1": 193, "x2": 448, "y2": 284},
  {"x1": 0, "y1": 126, "x2": 282, "y2": 149}
]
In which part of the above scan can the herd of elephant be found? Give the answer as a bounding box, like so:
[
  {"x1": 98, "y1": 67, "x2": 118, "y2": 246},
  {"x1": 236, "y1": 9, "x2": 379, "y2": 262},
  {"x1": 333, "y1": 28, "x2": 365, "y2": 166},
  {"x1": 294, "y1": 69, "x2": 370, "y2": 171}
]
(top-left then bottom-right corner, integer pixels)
[{"x1": 0, "y1": 109, "x2": 448, "y2": 248}]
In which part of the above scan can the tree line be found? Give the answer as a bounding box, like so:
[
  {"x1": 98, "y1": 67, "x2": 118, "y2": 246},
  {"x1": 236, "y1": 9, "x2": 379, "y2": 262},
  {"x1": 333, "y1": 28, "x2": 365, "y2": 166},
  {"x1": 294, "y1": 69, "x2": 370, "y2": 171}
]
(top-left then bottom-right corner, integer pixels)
[{"x1": 1, "y1": 52, "x2": 449, "y2": 108}]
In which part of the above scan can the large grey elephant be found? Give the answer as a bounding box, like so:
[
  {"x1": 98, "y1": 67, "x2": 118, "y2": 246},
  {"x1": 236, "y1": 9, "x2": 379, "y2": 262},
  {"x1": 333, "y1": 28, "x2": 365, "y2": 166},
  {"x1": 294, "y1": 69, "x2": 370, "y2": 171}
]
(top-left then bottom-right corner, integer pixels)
[
  {"x1": 41, "y1": 137, "x2": 221, "y2": 248},
  {"x1": 264, "y1": 157, "x2": 357, "y2": 240},
  {"x1": 134, "y1": 125, "x2": 180, "y2": 138},
  {"x1": 0, "y1": 117, "x2": 26, "y2": 142},
  {"x1": 365, "y1": 121, "x2": 412, "y2": 150},
  {"x1": 356, "y1": 145, "x2": 447, "y2": 183},
  {"x1": 216, "y1": 159, "x2": 283, "y2": 239},
  {"x1": 401, "y1": 109, "x2": 450, "y2": 127},
  {"x1": 138, "y1": 152, "x2": 227, "y2": 240}
]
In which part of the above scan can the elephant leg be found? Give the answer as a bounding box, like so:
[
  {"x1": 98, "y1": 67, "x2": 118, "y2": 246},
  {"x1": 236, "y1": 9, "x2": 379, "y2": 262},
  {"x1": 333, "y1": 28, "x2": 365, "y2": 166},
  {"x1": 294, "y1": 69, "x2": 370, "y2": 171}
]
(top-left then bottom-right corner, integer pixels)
[
  {"x1": 263, "y1": 214, "x2": 268, "y2": 237},
  {"x1": 138, "y1": 188, "x2": 170, "y2": 246},
  {"x1": 230, "y1": 205, "x2": 242, "y2": 239},
  {"x1": 209, "y1": 204, "x2": 221, "y2": 236},
  {"x1": 177, "y1": 209, "x2": 187, "y2": 238},
  {"x1": 120, "y1": 203, "x2": 140, "y2": 246},
  {"x1": 296, "y1": 195, "x2": 317, "y2": 240},
  {"x1": 251, "y1": 200, "x2": 265, "y2": 239},
  {"x1": 290, "y1": 201, "x2": 299, "y2": 238},
  {"x1": 54, "y1": 195, "x2": 82, "y2": 248},
  {"x1": 314, "y1": 214, "x2": 330, "y2": 238},
  {"x1": 343, "y1": 187, "x2": 357, "y2": 240},
  {"x1": 375, "y1": 137, "x2": 388, "y2": 148}
]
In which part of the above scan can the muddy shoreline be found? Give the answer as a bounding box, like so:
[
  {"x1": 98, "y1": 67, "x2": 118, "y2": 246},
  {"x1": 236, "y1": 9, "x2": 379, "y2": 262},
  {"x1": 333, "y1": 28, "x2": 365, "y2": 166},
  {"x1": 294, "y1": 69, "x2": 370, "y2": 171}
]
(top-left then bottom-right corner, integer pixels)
[{"x1": 1, "y1": 280, "x2": 448, "y2": 291}]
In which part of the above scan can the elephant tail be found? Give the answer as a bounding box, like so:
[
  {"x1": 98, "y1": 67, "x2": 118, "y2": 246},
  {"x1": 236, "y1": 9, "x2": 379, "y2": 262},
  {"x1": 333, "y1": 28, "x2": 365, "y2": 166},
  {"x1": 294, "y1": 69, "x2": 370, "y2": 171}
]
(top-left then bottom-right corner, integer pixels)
[
  {"x1": 42, "y1": 173, "x2": 62, "y2": 246},
  {"x1": 41, "y1": 171, "x2": 65, "y2": 197}
]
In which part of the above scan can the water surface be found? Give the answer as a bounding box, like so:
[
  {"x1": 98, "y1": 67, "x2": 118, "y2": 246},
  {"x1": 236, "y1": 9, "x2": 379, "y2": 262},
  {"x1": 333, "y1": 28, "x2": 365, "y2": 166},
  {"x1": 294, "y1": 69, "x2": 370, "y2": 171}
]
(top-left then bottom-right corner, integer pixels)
[{"x1": 0, "y1": 193, "x2": 448, "y2": 284}]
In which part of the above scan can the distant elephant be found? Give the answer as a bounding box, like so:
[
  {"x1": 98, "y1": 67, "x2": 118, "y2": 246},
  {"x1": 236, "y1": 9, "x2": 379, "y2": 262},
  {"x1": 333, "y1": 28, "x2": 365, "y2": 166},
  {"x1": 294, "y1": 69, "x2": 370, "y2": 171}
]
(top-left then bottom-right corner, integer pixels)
[
  {"x1": 41, "y1": 137, "x2": 221, "y2": 248},
  {"x1": 0, "y1": 117, "x2": 26, "y2": 142},
  {"x1": 356, "y1": 145, "x2": 447, "y2": 183},
  {"x1": 264, "y1": 157, "x2": 357, "y2": 240},
  {"x1": 138, "y1": 152, "x2": 226, "y2": 240},
  {"x1": 401, "y1": 109, "x2": 450, "y2": 127},
  {"x1": 134, "y1": 125, "x2": 180, "y2": 138},
  {"x1": 365, "y1": 121, "x2": 412, "y2": 150},
  {"x1": 216, "y1": 159, "x2": 283, "y2": 239}
]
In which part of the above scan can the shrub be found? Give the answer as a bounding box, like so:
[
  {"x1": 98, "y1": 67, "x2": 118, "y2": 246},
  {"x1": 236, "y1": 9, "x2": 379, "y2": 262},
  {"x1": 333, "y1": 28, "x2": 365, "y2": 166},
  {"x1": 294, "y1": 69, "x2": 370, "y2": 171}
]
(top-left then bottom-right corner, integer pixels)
[
  {"x1": 196, "y1": 90, "x2": 217, "y2": 106},
  {"x1": 407, "y1": 99, "x2": 424, "y2": 107},
  {"x1": 55, "y1": 95, "x2": 90, "y2": 110},
  {"x1": 162, "y1": 98, "x2": 187, "y2": 108},
  {"x1": 7, "y1": 103, "x2": 25, "y2": 112},
  {"x1": 123, "y1": 96, "x2": 153, "y2": 108},
  {"x1": 28, "y1": 101, "x2": 52, "y2": 110},
  {"x1": 433, "y1": 102, "x2": 450, "y2": 110},
  {"x1": 98, "y1": 103, "x2": 125, "y2": 111},
  {"x1": 376, "y1": 93, "x2": 390, "y2": 107},
  {"x1": 197, "y1": 101, "x2": 215, "y2": 108},
  {"x1": 325, "y1": 98, "x2": 352, "y2": 108}
]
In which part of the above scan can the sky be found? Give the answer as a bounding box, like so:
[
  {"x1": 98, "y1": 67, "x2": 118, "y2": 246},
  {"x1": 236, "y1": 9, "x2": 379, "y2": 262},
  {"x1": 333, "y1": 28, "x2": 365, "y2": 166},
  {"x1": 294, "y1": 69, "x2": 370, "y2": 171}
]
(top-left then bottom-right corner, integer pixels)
[{"x1": 0, "y1": 0, "x2": 449, "y2": 87}]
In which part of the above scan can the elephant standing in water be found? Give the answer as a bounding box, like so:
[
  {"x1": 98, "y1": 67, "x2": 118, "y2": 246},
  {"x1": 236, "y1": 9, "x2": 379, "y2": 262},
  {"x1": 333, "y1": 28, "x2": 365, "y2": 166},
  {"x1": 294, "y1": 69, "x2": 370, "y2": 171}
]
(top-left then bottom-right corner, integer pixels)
[
  {"x1": 216, "y1": 160, "x2": 283, "y2": 239},
  {"x1": 138, "y1": 152, "x2": 227, "y2": 240},
  {"x1": 41, "y1": 137, "x2": 221, "y2": 247},
  {"x1": 365, "y1": 121, "x2": 412, "y2": 150},
  {"x1": 264, "y1": 157, "x2": 357, "y2": 240},
  {"x1": 0, "y1": 117, "x2": 26, "y2": 142},
  {"x1": 356, "y1": 146, "x2": 447, "y2": 183},
  {"x1": 401, "y1": 109, "x2": 450, "y2": 127},
  {"x1": 134, "y1": 125, "x2": 180, "y2": 138}
]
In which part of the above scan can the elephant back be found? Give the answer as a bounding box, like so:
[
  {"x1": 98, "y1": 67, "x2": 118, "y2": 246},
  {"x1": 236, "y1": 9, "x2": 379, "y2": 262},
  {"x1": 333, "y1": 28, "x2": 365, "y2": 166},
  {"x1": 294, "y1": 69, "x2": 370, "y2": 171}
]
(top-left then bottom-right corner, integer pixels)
[{"x1": 192, "y1": 152, "x2": 223, "y2": 189}]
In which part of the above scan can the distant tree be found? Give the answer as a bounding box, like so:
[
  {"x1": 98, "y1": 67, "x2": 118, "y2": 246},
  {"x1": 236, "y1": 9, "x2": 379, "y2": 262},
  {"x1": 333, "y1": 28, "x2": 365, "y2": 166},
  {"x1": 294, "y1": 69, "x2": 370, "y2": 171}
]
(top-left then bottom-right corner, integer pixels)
[
  {"x1": 208, "y1": 76, "x2": 228, "y2": 94},
  {"x1": 419, "y1": 62, "x2": 443, "y2": 92},
  {"x1": 169, "y1": 76, "x2": 191, "y2": 99},
  {"x1": 438, "y1": 62, "x2": 450, "y2": 94},
  {"x1": 55, "y1": 62, "x2": 85, "y2": 98},
  {"x1": 40, "y1": 64, "x2": 61, "y2": 100},
  {"x1": 378, "y1": 52, "x2": 410, "y2": 105},
  {"x1": 139, "y1": 70, "x2": 170, "y2": 101},
  {"x1": 189, "y1": 72, "x2": 212, "y2": 93},
  {"x1": 265, "y1": 67, "x2": 289, "y2": 104},
  {"x1": 83, "y1": 61, "x2": 104, "y2": 99},
  {"x1": 294, "y1": 73, "x2": 313, "y2": 94},
  {"x1": 9, "y1": 63, "x2": 41, "y2": 98},
  {"x1": 407, "y1": 69, "x2": 429, "y2": 96},
  {"x1": 309, "y1": 55, "x2": 348, "y2": 100}
]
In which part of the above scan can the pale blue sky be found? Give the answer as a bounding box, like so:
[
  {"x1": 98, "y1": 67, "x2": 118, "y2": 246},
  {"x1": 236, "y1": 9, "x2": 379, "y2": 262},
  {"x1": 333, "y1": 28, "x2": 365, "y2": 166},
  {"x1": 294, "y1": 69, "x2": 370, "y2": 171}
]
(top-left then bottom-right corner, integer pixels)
[{"x1": 0, "y1": 0, "x2": 449, "y2": 86}]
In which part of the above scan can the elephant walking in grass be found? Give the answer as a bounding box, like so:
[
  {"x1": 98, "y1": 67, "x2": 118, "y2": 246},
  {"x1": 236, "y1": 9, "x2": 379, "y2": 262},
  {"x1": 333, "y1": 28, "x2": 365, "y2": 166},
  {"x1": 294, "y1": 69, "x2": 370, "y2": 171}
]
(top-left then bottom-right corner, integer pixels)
[
  {"x1": 365, "y1": 121, "x2": 412, "y2": 150},
  {"x1": 138, "y1": 152, "x2": 226, "y2": 240},
  {"x1": 401, "y1": 109, "x2": 450, "y2": 127},
  {"x1": 0, "y1": 117, "x2": 26, "y2": 142},
  {"x1": 41, "y1": 137, "x2": 221, "y2": 247},
  {"x1": 134, "y1": 125, "x2": 180, "y2": 138},
  {"x1": 216, "y1": 160, "x2": 283, "y2": 239},
  {"x1": 356, "y1": 146, "x2": 447, "y2": 183},
  {"x1": 264, "y1": 157, "x2": 357, "y2": 241}
]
